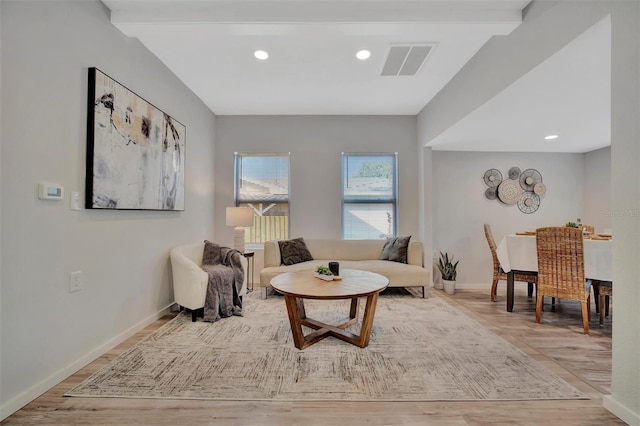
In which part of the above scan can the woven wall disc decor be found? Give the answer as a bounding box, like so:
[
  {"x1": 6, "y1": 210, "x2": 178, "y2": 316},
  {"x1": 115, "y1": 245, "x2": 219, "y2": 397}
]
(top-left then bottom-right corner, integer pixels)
[
  {"x1": 533, "y1": 182, "x2": 547, "y2": 195},
  {"x1": 508, "y1": 167, "x2": 521, "y2": 180},
  {"x1": 519, "y1": 169, "x2": 542, "y2": 191},
  {"x1": 483, "y1": 169, "x2": 503, "y2": 187},
  {"x1": 518, "y1": 192, "x2": 541, "y2": 214},
  {"x1": 485, "y1": 187, "x2": 498, "y2": 200},
  {"x1": 497, "y1": 179, "x2": 521, "y2": 205},
  {"x1": 482, "y1": 166, "x2": 546, "y2": 214}
]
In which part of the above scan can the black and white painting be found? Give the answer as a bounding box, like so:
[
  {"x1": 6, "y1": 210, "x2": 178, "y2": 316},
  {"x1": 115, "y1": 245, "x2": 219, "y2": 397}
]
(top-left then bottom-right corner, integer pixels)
[{"x1": 86, "y1": 68, "x2": 185, "y2": 210}]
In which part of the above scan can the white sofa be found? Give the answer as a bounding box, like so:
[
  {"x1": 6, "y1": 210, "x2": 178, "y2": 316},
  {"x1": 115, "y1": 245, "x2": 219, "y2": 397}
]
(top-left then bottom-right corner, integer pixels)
[
  {"x1": 170, "y1": 242, "x2": 248, "y2": 321},
  {"x1": 260, "y1": 239, "x2": 430, "y2": 297}
]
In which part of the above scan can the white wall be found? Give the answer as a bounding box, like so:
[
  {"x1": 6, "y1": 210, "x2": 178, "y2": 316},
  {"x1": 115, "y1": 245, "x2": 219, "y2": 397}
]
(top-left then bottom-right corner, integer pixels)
[
  {"x1": 419, "y1": 147, "x2": 434, "y2": 285},
  {"x1": 0, "y1": 1, "x2": 216, "y2": 418},
  {"x1": 432, "y1": 151, "x2": 584, "y2": 287},
  {"x1": 0, "y1": 4, "x2": 4, "y2": 415},
  {"x1": 583, "y1": 147, "x2": 611, "y2": 233},
  {"x1": 214, "y1": 116, "x2": 420, "y2": 279},
  {"x1": 607, "y1": 1, "x2": 640, "y2": 421}
]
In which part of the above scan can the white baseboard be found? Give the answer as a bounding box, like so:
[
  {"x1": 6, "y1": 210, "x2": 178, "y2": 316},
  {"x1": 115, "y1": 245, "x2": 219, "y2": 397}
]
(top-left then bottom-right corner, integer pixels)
[
  {"x1": 603, "y1": 395, "x2": 640, "y2": 425},
  {"x1": 433, "y1": 282, "x2": 536, "y2": 291},
  {"x1": 444, "y1": 282, "x2": 488, "y2": 290},
  {"x1": 0, "y1": 304, "x2": 173, "y2": 422}
]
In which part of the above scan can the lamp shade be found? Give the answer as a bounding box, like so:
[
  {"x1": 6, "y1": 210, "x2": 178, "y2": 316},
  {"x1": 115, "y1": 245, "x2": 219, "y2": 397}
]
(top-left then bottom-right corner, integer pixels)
[{"x1": 226, "y1": 207, "x2": 254, "y2": 227}]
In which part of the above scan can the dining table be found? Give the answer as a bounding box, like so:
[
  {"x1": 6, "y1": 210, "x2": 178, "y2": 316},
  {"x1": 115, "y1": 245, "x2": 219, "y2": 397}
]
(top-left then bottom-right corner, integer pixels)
[{"x1": 496, "y1": 233, "x2": 612, "y2": 312}]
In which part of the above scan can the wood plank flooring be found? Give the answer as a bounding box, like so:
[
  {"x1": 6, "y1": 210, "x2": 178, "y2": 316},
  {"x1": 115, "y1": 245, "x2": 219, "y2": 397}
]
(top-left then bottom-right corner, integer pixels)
[{"x1": 2, "y1": 287, "x2": 622, "y2": 425}]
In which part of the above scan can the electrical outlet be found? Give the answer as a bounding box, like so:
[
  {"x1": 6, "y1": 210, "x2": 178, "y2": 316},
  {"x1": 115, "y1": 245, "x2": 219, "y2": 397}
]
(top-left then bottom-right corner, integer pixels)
[{"x1": 70, "y1": 271, "x2": 83, "y2": 293}]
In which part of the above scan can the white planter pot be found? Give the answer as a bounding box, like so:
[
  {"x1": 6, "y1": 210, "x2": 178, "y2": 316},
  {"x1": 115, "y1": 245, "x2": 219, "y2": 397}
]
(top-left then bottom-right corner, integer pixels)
[{"x1": 443, "y1": 279, "x2": 456, "y2": 295}]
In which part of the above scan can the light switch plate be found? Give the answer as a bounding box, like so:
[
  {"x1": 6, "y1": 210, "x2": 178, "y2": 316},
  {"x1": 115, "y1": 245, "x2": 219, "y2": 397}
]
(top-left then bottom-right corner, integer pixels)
[{"x1": 71, "y1": 192, "x2": 81, "y2": 210}]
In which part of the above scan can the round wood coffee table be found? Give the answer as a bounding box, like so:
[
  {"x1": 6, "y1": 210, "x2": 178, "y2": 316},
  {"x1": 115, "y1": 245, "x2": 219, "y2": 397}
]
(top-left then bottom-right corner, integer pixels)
[{"x1": 270, "y1": 269, "x2": 389, "y2": 350}]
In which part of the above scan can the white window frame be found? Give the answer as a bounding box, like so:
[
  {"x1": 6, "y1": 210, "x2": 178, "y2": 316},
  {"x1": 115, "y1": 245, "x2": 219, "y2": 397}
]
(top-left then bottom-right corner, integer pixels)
[
  {"x1": 341, "y1": 152, "x2": 398, "y2": 240},
  {"x1": 234, "y1": 152, "x2": 291, "y2": 246}
]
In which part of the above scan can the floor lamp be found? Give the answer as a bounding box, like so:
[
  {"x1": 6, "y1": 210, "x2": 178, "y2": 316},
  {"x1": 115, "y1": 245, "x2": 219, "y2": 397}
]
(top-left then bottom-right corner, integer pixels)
[{"x1": 226, "y1": 207, "x2": 254, "y2": 253}]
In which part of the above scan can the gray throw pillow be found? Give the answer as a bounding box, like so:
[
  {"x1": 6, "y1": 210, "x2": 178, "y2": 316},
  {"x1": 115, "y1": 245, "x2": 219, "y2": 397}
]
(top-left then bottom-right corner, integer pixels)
[
  {"x1": 279, "y1": 237, "x2": 314, "y2": 266},
  {"x1": 380, "y1": 236, "x2": 411, "y2": 263}
]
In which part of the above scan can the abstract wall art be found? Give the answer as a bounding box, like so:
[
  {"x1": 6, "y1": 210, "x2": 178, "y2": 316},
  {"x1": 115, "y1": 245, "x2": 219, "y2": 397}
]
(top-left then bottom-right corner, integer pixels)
[{"x1": 86, "y1": 68, "x2": 185, "y2": 210}]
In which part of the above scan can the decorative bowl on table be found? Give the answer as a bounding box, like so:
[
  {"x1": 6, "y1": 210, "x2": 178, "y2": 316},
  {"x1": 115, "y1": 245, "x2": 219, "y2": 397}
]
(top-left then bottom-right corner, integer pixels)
[{"x1": 313, "y1": 272, "x2": 334, "y2": 281}]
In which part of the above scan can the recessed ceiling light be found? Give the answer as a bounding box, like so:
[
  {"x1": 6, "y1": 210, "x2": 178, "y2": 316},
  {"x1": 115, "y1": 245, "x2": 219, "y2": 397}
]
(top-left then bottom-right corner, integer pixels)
[
  {"x1": 254, "y1": 50, "x2": 269, "y2": 60},
  {"x1": 544, "y1": 135, "x2": 559, "y2": 140},
  {"x1": 356, "y1": 50, "x2": 371, "y2": 60}
]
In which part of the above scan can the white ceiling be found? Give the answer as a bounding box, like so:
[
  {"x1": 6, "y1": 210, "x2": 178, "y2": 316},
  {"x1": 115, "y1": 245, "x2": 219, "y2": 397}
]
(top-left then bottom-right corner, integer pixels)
[
  {"x1": 102, "y1": 0, "x2": 528, "y2": 116},
  {"x1": 101, "y1": 0, "x2": 610, "y2": 153},
  {"x1": 427, "y1": 15, "x2": 611, "y2": 153}
]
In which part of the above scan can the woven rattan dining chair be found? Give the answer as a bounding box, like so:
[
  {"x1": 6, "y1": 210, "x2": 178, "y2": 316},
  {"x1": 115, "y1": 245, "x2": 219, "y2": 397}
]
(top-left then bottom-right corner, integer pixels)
[
  {"x1": 484, "y1": 224, "x2": 538, "y2": 302},
  {"x1": 535, "y1": 226, "x2": 591, "y2": 334}
]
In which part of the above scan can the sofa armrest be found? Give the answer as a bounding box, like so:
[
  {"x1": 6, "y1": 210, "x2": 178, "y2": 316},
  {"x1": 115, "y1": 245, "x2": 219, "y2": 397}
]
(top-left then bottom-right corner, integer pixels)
[
  {"x1": 407, "y1": 241, "x2": 424, "y2": 267},
  {"x1": 264, "y1": 240, "x2": 282, "y2": 267}
]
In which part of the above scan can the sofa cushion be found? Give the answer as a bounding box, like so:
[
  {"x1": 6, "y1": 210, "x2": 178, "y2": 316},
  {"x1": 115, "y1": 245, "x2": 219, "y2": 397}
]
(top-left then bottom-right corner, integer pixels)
[
  {"x1": 379, "y1": 236, "x2": 411, "y2": 263},
  {"x1": 303, "y1": 239, "x2": 385, "y2": 261},
  {"x1": 340, "y1": 260, "x2": 429, "y2": 286},
  {"x1": 278, "y1": 237, "x2": 314, "y2": 265}
]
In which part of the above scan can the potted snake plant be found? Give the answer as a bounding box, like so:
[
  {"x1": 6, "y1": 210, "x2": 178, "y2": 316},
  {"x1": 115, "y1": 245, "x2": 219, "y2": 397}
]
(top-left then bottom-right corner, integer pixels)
[{"x1": 437, "y1": 252, "x2": 459, "y2": 295}]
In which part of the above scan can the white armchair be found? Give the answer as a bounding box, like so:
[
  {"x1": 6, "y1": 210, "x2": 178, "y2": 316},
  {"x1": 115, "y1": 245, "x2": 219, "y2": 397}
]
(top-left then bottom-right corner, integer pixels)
[{"x1": 170, "y1": 242, "x2": 248, "y2": 322}]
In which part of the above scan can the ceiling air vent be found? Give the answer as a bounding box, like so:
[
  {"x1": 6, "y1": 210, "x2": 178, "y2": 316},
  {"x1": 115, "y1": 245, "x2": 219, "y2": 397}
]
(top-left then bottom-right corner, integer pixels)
[{"x1": 381, "y1": 45, "x2": 433, "y2": 76}]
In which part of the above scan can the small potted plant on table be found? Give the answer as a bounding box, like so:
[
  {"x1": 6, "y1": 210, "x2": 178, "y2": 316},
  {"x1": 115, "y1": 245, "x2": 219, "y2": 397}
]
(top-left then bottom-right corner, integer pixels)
[
  {"x1": 314, "y1": 265, "x2": 335, "y2": 281},
  {"x1": 437, "y1": 252, "x2": 459, "y2": 295}
]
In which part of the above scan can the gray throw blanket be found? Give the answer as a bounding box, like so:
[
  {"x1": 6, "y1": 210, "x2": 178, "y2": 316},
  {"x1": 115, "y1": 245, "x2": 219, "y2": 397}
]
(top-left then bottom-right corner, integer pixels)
[{"x1": 201, "y1": 241, "x2": 244, "y2": 322}]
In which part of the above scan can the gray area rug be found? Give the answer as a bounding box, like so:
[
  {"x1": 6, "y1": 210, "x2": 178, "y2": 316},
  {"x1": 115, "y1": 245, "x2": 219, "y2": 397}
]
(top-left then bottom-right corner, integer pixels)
[{"x1": 66, "y1": 291, "x2": 587, "y2": 401}]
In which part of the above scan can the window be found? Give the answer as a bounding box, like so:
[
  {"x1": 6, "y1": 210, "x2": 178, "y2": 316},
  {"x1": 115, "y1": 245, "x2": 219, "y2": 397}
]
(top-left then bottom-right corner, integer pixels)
[
  {"x1": 234, "y1": 153, "x2": 290, "y2": 245},
  {"x1": 342, "y1": 153, "x2": 398, "y2": 240}
]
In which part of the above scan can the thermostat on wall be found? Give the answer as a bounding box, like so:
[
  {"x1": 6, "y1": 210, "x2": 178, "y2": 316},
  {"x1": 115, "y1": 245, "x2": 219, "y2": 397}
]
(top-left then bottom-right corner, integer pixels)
[{"x1": 38, "y1": 182, "x2": 64, "y2": 200}]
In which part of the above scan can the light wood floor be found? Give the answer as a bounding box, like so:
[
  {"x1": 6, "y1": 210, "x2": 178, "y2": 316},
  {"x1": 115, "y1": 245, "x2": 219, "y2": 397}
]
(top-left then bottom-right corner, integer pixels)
[{"x1": 2, "y1": 287, "x2": 623, "y2": 425}]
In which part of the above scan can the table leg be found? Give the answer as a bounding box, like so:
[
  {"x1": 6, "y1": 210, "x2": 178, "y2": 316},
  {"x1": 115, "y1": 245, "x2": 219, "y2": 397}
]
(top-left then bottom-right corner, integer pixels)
[
  {"x1": 507, "y1": 271, "x2": 515, "y2": 312},
  {"x1": 349, "y1": 297, "x2": 359, "y2": 319},
  {"x1": 282, "y1": 293, "x2": 380, "y2": 349},
  {"x1": 298, "y1": 298, "x2": 307, "y2": 320},
  {"x1": 283, "y1": 295, "x2": 307, "y2": 349},
  {"x1": 358, "y1": 292, "x2": 380, "y2": 347}
]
